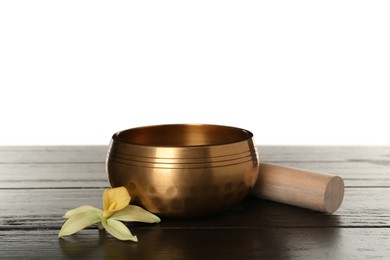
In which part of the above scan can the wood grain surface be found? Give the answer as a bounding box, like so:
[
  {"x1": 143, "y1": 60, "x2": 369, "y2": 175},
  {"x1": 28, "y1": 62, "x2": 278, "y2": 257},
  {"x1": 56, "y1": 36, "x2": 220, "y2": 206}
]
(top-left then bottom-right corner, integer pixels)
[{"x1": 0, "y1": 146, "x2": 389, "y2": 259}]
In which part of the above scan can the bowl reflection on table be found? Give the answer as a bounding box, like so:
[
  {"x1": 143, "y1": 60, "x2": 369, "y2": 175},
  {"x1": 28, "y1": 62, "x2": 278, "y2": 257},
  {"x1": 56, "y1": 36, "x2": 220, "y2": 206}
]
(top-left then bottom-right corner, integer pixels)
[{"x1": 106, "y1": 124, "x2": 259, "y2": 218}]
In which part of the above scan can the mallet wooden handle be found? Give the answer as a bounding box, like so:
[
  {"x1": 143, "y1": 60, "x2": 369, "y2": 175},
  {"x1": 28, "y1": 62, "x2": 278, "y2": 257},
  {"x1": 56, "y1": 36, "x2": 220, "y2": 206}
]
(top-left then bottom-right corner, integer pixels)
[{"x1": 251, "y1": 163, "x2": 344, "y2": 213}]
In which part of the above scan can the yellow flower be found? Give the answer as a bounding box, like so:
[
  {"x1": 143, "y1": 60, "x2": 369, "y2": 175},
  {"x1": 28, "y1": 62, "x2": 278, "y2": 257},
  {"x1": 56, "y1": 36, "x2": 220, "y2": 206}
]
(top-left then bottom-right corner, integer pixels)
[
  {"x1": 58, "y1": 187, "x2": 160, "y2": 242},
  {"x1": 103, "y1": 187, "x2": 130, "y2": 218}
]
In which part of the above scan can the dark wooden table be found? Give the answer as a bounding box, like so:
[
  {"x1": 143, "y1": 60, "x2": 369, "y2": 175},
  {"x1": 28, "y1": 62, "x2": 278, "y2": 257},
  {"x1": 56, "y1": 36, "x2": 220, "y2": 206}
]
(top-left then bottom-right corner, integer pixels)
[{"x1": 1, "y1": 146, "x2": 389, "y2": 259}]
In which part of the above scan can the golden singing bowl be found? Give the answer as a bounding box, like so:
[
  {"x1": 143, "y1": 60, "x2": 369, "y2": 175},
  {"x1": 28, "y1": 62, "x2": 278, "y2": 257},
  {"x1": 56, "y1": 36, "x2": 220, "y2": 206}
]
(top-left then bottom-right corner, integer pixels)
[{"x1": 106, "y1": 124, "x2": 259, "y2": 218}]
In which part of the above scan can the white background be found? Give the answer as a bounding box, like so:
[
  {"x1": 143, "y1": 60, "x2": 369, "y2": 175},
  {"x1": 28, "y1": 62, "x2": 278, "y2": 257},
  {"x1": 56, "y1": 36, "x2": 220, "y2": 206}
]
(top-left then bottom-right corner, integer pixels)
[{"x1": 1, "y1": 1, "x2": 389, "y2": 145}]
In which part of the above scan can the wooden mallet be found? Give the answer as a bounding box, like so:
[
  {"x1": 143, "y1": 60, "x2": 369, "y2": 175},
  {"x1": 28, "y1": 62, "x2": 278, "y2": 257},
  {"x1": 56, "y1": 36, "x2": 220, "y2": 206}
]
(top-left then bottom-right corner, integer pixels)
[{"x1": 251, "y1": 163, "x2": 345, "y2": 213}]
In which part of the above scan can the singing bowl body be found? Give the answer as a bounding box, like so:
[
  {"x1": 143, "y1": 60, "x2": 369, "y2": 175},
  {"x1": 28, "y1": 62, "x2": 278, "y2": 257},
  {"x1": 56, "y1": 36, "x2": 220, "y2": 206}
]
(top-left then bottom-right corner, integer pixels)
[{"x1": 106, "y1": 124, "x2": 259, "y2": 218}]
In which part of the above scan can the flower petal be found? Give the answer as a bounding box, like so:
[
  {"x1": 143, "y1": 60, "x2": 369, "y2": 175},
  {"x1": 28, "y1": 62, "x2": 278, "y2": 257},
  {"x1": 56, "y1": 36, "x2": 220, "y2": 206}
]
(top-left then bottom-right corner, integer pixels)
[
  {"x1": 103, "y1": 187, "x2": 131, "y2": 218},
  {"x1": 111, "y1": 205, "x2": 161, "y2": 223},
  {"x1": 59, "y1": 211, "x2": 102, "y2": 237},
  {"x1": 102, "y1": 219, "x2": 138, "y2": 242},
  {"x1": 63, "y1": 205, "x2": 102, "y2": 219}
]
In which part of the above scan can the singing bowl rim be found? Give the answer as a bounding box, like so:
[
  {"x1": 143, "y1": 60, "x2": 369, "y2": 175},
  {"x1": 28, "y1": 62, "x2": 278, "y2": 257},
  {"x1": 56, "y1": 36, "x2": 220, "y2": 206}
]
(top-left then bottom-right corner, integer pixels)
[
  {"x1": 109, "y1": 124, "x2": 257, "y2": 158},
  {"x1": 114, "y1": 124, "x2": 254, "y2": 147}
]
